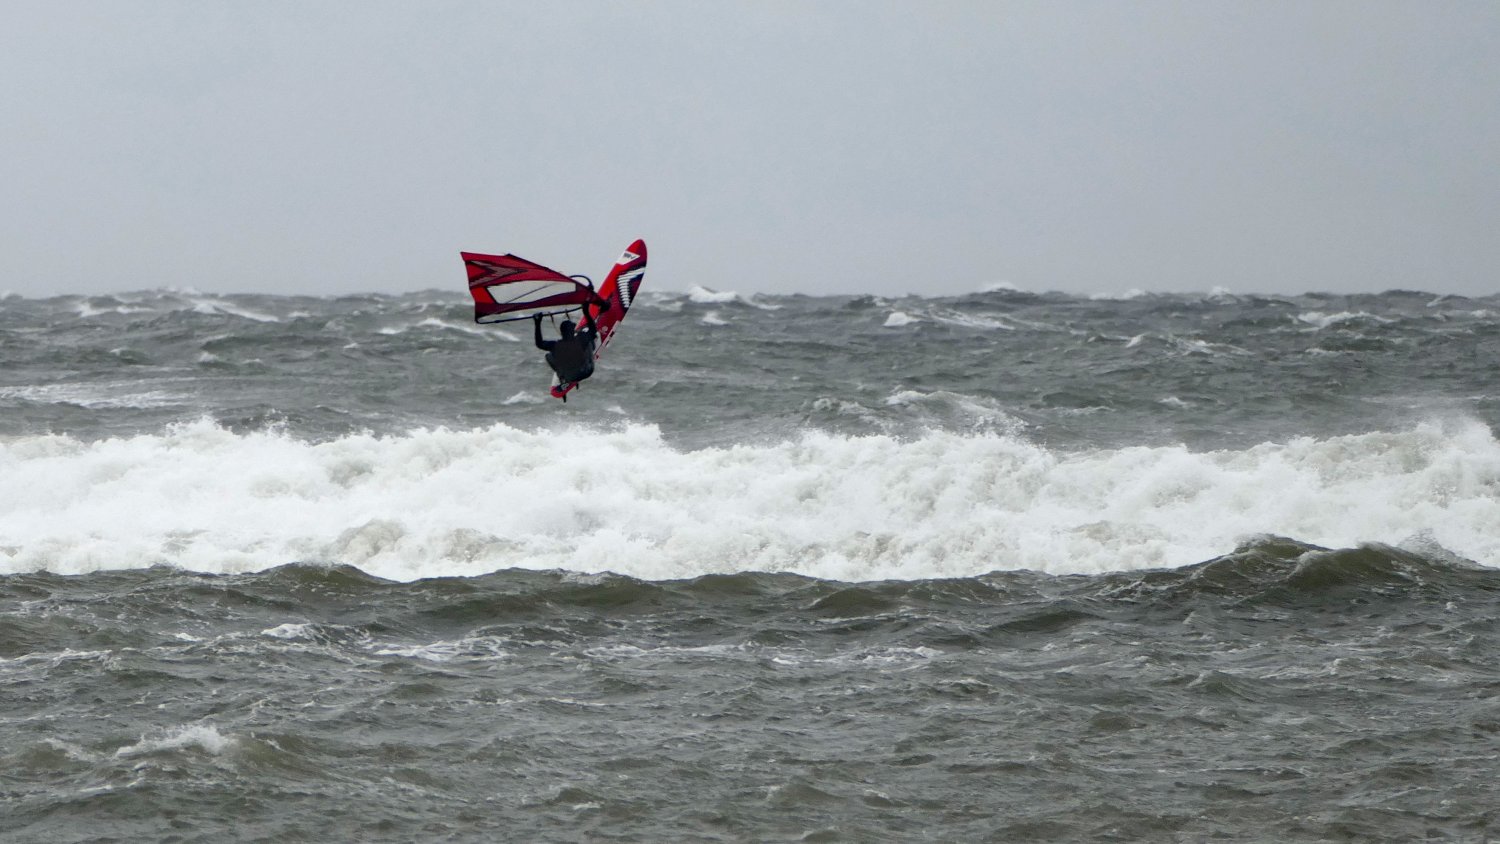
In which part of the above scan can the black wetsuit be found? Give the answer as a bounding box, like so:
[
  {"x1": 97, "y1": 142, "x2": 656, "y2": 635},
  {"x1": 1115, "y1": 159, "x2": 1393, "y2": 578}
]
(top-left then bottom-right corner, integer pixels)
[{"x1": 534, "y1": 310, "x2": 598, "y2": 383}]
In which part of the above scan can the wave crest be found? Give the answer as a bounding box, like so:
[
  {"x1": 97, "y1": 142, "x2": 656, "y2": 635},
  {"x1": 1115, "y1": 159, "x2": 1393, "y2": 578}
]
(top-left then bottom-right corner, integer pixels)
[{"x1": 2, "y1": 419, "x2": 1497, "y2": 581}]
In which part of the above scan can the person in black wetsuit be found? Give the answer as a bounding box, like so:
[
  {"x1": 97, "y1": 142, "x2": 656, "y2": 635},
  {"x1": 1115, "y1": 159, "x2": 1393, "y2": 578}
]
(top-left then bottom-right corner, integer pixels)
[{"x1": 534, "y1": 305, "x2": 603, "y2": 386}]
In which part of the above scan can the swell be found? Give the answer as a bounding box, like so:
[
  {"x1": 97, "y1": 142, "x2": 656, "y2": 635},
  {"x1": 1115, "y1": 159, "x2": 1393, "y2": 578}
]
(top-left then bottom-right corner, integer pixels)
[
  {"x1": 6, "y1": 287, "x2": 1500, "y2": 456},
  {"x1": 6, "y1": 538, "x2": 1498, "y2": 655},
  {"x1": 6, "y1": 549, "x2": 1500, "y2": 843}
]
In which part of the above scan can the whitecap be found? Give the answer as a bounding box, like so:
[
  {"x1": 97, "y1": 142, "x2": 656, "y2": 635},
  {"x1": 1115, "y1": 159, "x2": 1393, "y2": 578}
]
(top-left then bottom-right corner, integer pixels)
[
  {"x1": 261, "y1": 622, "x2": 314, "y2": 640},
  {"x1": 979, "y1": 281, "x2": 1028, "y2": 294},
  {"x1": 0, "y1": 383, "x2": 188, "y2": 409},
  {"x1": 114, "y1": 724, "x2": 234, "y2": 758},
  {"x1": 1089, "y1": 288, "x2": 1148, "y2": 301},
  {"x1": 189, "y1": 299, "x2": 280, "y2": 322},
  {"x1": 924, "y1": 309, "x2": 1015, "y2": 330},
  {"x1": 1296, "y1": 311, "x2": 1395, "y2": 329},
  {"x1": 686, "y1": 286, "x2": 739, "y2": 304}
]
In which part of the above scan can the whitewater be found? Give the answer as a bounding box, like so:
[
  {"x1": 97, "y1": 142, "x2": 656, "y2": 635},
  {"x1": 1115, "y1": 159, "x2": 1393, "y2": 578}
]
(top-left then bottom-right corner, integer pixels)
[
  {"x1": 4, "y1": 286, "x2": 1500, "y2": 842},
  {"x1": 4, "y1": 417, "x2": 1499, "y2": 581}
]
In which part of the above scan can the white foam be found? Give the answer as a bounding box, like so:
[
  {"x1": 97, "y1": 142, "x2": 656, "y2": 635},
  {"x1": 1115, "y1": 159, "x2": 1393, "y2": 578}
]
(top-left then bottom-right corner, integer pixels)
[
  {"x1": 261, "y1": 622, "x2": 314, "y2": 639},
  {"x1": 883, "y1": 311, "x2": 917, "y2": 328},
  {"x1": 3, "y1": 419, "x2": 1499, "y2": 581},
  {"x1": 882, "y1": 389, "x2": 1025, "y2": 433},
  {"x1": 639, "y1": 291, "x2": 685, "y2": 313},
  {"x1": 881, "y1": 392, "x2": 925, "y2": 408},
  {"x1": 1165, "y1": 336, "x2": 1250, "y2": 356},
  {"x1": 700, "y1": 311, "x2": 729, "y2": 326},
  {"x1": 923, "y1": 309, "x2": 1016, "y2": 331},
  {"x1": 114, "y1": 724, "x2": 234, "y2": 758},
  {"x1": 1297, "y1": 311, "x2": 1395, "y2": 329},
  {"x1": 0, "y1": 648, "x2": 111, "y2": 668},
  {"x1": 686, "y1": 285, "x2": 739, "y2": 304},
  {"x1": 1089, "y1": 288, "x2": 1148, "y2": 301},
  {"x1": 189, "y1": 299, "x2": 280, "y2": 323},
  {"x1": 684, "y1": 285, "x2": 779, "y2": 310},
  {"x1": 74, "y1": 301, "x2": 154, "y2": 318},
  {"x1": 0, "y1": 383, "x2": 188, "y2": 409},
  {"x1": 809, "y1": 397, "x2": 884, "y2": 427},
  {"x1": 377, "y1": 318, "x2": 512, "y2": 340},
  {"x1": 979, "y1": 282, "x2": 1027, "y2": 294},
  {"x1": 371, "y1": 636, "x2": 509, "y2": 662}
]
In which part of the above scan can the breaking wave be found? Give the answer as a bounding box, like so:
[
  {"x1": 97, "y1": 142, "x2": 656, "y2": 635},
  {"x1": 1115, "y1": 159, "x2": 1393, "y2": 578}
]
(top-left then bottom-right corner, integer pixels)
[{"x1": 2, "y1": 418, "x2": 1497, "y2": 582}]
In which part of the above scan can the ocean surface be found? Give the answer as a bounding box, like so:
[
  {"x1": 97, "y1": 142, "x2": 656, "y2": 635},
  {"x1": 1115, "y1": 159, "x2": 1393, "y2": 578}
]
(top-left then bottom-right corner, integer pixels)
[{"x1": 3, "y1": 284, "x2": 1499, "y2": 842}]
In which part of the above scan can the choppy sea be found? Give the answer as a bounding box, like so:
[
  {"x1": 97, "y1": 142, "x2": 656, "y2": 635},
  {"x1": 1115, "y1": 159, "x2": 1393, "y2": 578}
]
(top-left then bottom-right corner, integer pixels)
[{"x1": 3, "y1": 284, "x2": 1499, "y2": 842}]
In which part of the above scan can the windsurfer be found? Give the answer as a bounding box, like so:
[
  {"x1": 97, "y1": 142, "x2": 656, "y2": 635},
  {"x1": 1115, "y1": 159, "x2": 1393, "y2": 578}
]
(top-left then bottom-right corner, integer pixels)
[{"x1": 533, "y1": 302, "x2": 606, "y2": 386}]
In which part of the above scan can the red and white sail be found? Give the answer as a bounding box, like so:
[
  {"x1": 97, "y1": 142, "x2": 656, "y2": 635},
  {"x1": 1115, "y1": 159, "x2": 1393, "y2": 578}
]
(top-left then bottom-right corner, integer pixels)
[{"x1": 463, "y1": 252, "x2": 597, "y2": 324}]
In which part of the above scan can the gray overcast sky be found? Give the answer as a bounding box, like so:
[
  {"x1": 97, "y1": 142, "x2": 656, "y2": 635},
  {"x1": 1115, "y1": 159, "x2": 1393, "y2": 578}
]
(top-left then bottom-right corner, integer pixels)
[{"x1": 2, "y1": 1, "x2": 1497, "y2": 298}]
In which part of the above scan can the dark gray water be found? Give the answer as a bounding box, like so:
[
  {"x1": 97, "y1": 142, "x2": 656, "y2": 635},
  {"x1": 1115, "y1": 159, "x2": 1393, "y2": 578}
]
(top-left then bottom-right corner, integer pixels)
[{"x1": 3, "y1": 286, "x2": 1500, "y2": 841}]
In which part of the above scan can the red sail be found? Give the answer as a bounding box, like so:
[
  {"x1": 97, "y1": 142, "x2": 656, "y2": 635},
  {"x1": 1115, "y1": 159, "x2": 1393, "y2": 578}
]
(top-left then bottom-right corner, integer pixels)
[{"x1": 463, "y1": 252, "x2": 595, "y2": 324}]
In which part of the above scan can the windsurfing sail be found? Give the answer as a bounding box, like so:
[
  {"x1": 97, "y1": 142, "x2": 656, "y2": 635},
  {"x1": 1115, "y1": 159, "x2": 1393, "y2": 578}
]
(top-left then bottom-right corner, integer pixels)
[{"x1": 463, "y1": 252, "x2": 598, "y2": 324}]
